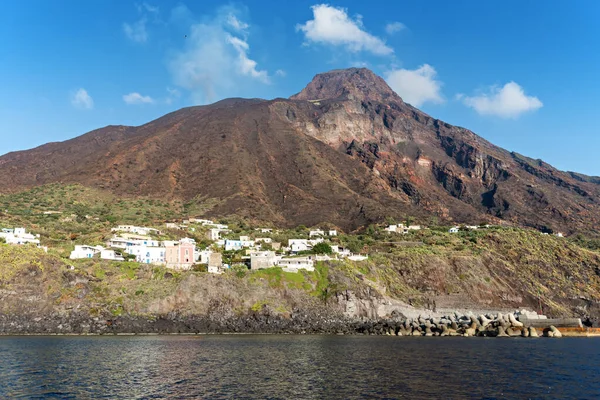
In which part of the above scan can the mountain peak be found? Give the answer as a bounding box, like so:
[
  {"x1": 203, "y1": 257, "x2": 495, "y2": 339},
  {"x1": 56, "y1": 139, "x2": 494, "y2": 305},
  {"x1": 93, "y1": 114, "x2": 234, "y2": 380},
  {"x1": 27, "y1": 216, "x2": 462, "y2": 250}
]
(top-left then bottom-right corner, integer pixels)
[{"x1": 290, "y1": 68, "x2": 400, "y2": 103}]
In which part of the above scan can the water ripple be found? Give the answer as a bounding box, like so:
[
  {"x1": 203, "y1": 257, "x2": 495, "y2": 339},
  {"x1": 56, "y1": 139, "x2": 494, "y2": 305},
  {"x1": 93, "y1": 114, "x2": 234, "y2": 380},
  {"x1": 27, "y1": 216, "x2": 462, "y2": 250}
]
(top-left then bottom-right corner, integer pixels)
[{"x1": 0, "y1": 336, "x2": 598, "y2": 399}]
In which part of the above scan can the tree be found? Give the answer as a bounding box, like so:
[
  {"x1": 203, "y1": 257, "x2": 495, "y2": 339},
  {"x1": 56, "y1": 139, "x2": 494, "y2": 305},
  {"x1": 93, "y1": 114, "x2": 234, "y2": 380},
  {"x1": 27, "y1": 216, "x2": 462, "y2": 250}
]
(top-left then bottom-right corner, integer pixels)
[
  {"x1": 312, "y1": 242, "x2": 332, "y2": 254},
  {"x1": 366, "y1": 224, "x2": 376, "y2": 236},
  {"x1": 73, "y1": 203, "x2": 90, "y2": 223}
]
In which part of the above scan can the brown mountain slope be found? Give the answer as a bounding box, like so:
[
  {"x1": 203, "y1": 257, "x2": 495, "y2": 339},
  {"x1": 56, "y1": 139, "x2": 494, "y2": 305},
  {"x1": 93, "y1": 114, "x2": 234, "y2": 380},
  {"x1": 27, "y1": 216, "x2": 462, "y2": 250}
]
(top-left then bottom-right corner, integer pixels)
[{"x1": 0, "y1": 68, "x2": 599, "y2": 233}]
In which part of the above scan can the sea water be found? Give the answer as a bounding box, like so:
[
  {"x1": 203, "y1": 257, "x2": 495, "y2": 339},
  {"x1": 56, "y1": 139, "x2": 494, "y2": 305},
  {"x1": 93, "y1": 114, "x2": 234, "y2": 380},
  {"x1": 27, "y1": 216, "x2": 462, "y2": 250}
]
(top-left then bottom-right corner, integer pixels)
[{"x1": 0, "y1": 335, "x2": 598, "y2": 399}]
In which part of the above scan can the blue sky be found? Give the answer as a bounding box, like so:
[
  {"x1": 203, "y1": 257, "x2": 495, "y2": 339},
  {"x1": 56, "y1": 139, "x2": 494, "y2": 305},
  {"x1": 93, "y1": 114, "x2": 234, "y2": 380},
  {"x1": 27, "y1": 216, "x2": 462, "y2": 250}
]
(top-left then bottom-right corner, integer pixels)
[{"x1": 1, "y1": 1, "x2": 600, "y2": 174}]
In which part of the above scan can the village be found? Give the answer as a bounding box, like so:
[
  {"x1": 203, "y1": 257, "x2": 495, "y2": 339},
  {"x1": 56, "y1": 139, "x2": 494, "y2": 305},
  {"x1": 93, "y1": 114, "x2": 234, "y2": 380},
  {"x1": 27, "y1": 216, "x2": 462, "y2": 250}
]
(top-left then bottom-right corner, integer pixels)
[{"x1": 0, "y1": 218, "x2": 565, "y2": 274}]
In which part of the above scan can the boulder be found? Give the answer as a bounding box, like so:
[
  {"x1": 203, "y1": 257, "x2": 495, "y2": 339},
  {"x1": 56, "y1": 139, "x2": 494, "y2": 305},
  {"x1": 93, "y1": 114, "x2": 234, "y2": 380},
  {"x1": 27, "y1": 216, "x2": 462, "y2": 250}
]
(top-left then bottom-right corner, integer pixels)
[
  {"x1": 529, "y1": 327, "x2": 539, "y2": 338},
  {"x1": 549, "y1": 325, "x2": 562, "y2": 338},
  {"x1": 508, "y1": 313, "x2": 524, "y2": 327},
  {"x1": 479, "y1": 315, "x2": 491, "y2": 328},
  {"x1": 506, "y1": 327, "x2": 520, "y2": 337},
  {"x1": 497, "y1": 325, "x2": 509, "y2": 337},
  {"x1": 440, "y1": 325, "x2": 450, "y2": 337},
  {"x1": 469, "y1": 315, "x2": 481, "y2": 328}
]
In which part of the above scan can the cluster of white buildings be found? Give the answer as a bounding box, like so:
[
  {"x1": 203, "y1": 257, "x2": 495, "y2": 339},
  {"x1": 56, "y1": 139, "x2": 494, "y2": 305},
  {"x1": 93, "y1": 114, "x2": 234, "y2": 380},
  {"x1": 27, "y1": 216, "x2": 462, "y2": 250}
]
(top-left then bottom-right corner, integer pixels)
[
  {"x1": 111, "y1": 225, "x2": 161, "y2": 236},
  {"x1": 0, "y1": 227, "x2": 43, "y2": 247},
  {"x1": 541, "y1": 232, "x2": 564, "y2": 238},
  {"x1": 70, "y1": 245, "x2": 124, "y2": 261},
  {"x1": 449, "y1": 224, "x2": 493, "y2": 233},
  {"x1": 309, "y1": 229, "x2": 337, "y2": 237},
  {"x1": 7, "y1": 219, "x2": 370, "y2": 275},
  {"x1": 384, "y1": 224, "x2": 422, "y2": 234},
  {"x1": 71, "y1": 225, "x2": 201, "y2": 270}
]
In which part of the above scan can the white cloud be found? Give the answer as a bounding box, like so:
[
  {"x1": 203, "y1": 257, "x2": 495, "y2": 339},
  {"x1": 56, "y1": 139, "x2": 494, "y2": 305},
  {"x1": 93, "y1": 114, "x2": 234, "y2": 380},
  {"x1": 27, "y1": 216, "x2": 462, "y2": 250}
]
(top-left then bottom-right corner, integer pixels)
[
  {"x1": 385, "y1": 64, "x2": 444, "y2": 107},
  {"x1": 123, "y1": 92, "x2": 154, "y2": 105},
  {"x1": 124, "y1": 3, "x2": 160, "y2": 43},
  {"x1": 350, "y1": 60, "x2": 369, "y2": 68},
  {"x1": 385, "y1": 22, "x2": 406, "y2": 35},
  {"x1": 123, "y1": 18, "x2": 148, "y2": 43},
  {"x1": 296, "y1": 4, "x2": 393, "y2": 56},
  {"x1": 71, "y1": 88, "x2": 94, "y2": 110},
  {"x1": 141, "y1": 2, "x2": 159, "y2": 14},
  {"x1": 460, "y1": 82, "x2": 543, "y2": 118},
  {"x1": 227, "y1": 14, "x2": 249, "y2": 32},
  {"x1": 168, "y1": 7, "x2": 270, "y2": 104},
  {"x1": 226, "y1": 35, "x2": 269, "y2": 83},
  {"x1": 275, "y1": 69, "x2": 286, "y2": 77},
  {"x1": 165, "y1": 87, "x2": 181, "y2": 104}
]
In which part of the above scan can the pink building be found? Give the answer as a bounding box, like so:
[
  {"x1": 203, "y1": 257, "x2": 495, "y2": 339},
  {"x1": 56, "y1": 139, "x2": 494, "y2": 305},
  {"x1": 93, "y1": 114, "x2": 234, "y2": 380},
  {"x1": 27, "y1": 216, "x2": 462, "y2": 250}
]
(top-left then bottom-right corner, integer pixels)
[{"x1": 165, "y1": 238, "x2": 196, "y2": 270}]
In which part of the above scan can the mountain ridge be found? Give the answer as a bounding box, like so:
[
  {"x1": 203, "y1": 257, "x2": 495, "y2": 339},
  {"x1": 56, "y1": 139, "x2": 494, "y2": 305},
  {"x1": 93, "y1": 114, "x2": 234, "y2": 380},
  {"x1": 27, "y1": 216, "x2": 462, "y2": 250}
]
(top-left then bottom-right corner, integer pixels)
[{"x1": 0, "y1": 68, "x2": 598, "y2": 233}]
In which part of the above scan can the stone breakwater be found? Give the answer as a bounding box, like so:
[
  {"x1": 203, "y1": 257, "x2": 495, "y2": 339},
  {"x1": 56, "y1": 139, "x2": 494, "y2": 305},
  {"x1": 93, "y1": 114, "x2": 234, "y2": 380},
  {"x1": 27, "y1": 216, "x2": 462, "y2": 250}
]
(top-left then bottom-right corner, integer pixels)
[
  {"x1": 389, "y1": 312, "x2": 570, "y2": 338},
  {"x1": 0, "y1": 309, "x2": 581, "y2": 336}
]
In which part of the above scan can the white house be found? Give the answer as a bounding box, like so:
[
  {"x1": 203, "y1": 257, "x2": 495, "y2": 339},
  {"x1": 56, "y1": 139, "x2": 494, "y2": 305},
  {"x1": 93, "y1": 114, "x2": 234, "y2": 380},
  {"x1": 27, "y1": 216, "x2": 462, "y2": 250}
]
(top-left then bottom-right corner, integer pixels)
[
  {"x1": 203, "y1": 222, "x2": 229, "y2": 230},
  {"x1": 255, "y1": 237, "x2": 272, "y2": 244},
  {"x1": 197, "y1": 249, "x2": 213, "y2": 264},
  {"x1": 384, "y1": 224, "x2": 404, "y2": 233},
  {"x1": 250, "y1": 251, "x2": 279, "y2": 270},
  {"x1": 449, "y1": 227, "x2": 460, "y2": 233},
  {"x1": 555, "y1": 232, "x2": 564, "y2": 238},
  {"x1": 187, "y1": 218, "x2": 214, "y2": 225},
  {"x1": 241, "y1": 239, "x2": 256, "y2": 248},
  {"x1": 125, "y1": 245, "x2": 166, "y2": 265},
  {"x1": 348, "y1": 255, "x2": 369, "y2": 261},
  {"x1": 225, "y1": 237, "x2": 256, "y2": 251},
  {"x1": 111, "y1": 225, "x2": 161, "y2": 236},
  {"x1": 207, "y1": 228, "x2": 224, "y2": 241},
  {"x1": 165, "y1": 223, "x2": 185, "y2": 230},
  {"x1": 385, "y1": 224, "x2": 420, "y2": 234},
  {"x1": 257, "y1": 228, "x2": 273, "y2": 233},
  {"x1": 108, "y1": 235, "x2": 160, "y2": 249},
  {"x1": 70, "y1": 245, "x2": 103, "y2": 259},
  {"x1": 289, "y1": 239, "x2": 310, "y2": 252},
  {"x1": 309, "y1": 229, "x2": 325, "y2": 237},
  {"x1": 331, "y1": 245, "x2": 351, "y2": 257},
  {"x1": 328, "y1": 230, "x2": 338, "y2": 236},
  {"x1": 278, "y1": 256, "x2": 315, "y2": 272},
  {"x1": 0, "y1": 227, "x2": 41, "y2": 246},
  {"x1": 225, "y1": 240, "x2": 243, "y2": 251},
  {"x1": 100, "y1": 249, "x2": 125, "y2": 261}
]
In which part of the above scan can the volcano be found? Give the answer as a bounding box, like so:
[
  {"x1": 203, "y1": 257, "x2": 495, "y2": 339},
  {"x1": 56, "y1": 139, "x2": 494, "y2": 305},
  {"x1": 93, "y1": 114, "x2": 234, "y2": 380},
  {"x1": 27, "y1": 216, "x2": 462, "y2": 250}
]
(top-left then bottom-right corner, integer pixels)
[{"x1": 1, "y1": 68, "x2": 598, "y2": 233}]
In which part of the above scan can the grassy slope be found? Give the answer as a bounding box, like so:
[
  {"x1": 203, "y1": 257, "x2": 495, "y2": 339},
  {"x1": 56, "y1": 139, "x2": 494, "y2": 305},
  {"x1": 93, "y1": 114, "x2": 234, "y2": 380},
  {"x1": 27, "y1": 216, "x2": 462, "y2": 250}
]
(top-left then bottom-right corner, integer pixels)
[{"x1": 0, "y1": 185, "x2": 599, "y2": 318}]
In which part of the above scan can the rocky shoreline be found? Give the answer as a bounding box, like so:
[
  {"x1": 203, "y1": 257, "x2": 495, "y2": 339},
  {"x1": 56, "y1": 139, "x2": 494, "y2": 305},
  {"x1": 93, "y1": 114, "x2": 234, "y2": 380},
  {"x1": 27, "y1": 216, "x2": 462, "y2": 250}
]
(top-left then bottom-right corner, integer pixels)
[{"x1": 0, "y1": 309, "x2": 591, "y2": 337}]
